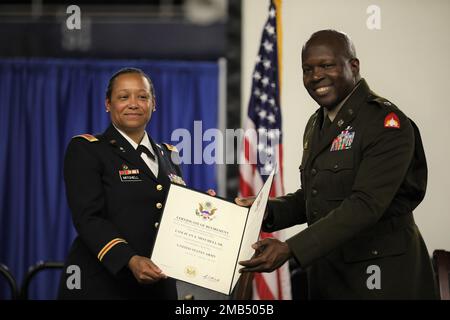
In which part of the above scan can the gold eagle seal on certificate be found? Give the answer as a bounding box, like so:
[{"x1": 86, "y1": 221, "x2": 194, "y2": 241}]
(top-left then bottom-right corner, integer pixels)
[
  {"x1": 184, "y1": 266, "x2": 197, "y2": 278},
  {"x1": 195, "y1": 201, "x2": 217, "y2": 221}
]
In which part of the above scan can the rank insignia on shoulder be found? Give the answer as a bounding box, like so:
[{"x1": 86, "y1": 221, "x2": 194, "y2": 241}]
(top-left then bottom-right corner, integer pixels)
[
  {"x1": 163, "y1": 143, "x2": 178, "y2": 152},
  {"x1": 168, "y1": 173, "x2": 186, "y2": 186},
  {"x1": 73, "y1": 134, "x2": 98, "y2": 142},
  {"x1": 384, "y1": 112, "x2": 400, "y2": 129}
]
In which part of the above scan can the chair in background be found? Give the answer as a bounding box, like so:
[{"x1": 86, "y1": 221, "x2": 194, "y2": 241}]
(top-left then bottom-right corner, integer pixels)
[
  {"x1": 432, "y1": 249, "x2": 450, "y2": 300},
  {"x1": 19, "y1": 261, "x2": 64, "y2": 300},
  {"x1": 0, "y1": 263, "x2": 19, "y2": 300}
]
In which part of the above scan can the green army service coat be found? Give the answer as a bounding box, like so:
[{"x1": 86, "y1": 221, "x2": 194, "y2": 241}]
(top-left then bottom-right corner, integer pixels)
[{"x1": 265, "y1": 79, "x2": 437, "y2": 299}]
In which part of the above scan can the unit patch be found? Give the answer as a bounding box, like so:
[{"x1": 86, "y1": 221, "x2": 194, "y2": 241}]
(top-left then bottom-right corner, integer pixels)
[{"x1": 384, "y1": 112, "x2": 400, "y2": 129}]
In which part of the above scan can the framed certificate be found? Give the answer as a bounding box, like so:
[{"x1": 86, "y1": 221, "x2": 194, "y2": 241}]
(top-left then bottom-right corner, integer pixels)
[{"x1": 151, "y1": 171, "x2": 275, "y2": 295}]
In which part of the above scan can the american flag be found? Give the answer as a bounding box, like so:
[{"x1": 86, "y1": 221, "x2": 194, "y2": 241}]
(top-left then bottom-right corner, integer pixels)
[{"x1": 239, "y1": 0, "x2": 292, "y2": 300}]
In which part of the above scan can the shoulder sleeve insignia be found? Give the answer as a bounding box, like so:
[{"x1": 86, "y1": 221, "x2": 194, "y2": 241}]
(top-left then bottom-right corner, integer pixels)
[
  {"x1": 162, "y1": 143, "x2": 178, "y2": 152},
  {"x1": 73, "y1": 134, "x2": 99, "y2": 142},
  {"x1": 384, "y1": 112, "x2": 400, "y2": 129}
]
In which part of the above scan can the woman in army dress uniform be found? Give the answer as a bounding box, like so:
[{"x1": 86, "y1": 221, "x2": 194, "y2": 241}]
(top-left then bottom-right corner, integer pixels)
[{"x1": 58, "y1": 68, "x2": 186, "y2": 299}]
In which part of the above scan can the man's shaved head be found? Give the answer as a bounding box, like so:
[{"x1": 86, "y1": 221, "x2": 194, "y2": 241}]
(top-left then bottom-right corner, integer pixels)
[{"x1": 302, "y1": 29, "x2": 357, "y2": 61}]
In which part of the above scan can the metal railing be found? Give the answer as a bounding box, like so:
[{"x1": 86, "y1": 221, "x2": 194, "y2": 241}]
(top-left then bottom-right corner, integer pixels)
[
  {"x1": 19, "y1": 261, "x2": 65, "y2": 300},
  {"x1": 0, "y1": 263, "x2": 19, "y2": 300}
]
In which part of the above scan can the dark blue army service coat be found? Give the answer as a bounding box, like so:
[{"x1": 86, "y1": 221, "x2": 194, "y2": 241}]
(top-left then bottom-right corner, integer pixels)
[{"x1": 59, "y1": 124, "x2": 183, "y2": 299}]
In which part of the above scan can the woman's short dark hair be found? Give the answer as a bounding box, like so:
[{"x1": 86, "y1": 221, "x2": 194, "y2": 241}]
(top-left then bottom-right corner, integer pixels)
[{"x1": 105, "y1": 67, "x2": 155, "y2": 101}]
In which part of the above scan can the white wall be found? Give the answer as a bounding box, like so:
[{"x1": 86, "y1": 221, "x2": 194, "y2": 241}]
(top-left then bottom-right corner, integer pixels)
[{"x1": 242, "y1": 0, "x2": 450, "y2": 254}]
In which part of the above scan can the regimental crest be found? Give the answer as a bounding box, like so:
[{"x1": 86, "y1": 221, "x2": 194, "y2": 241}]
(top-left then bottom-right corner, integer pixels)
[
  {"x1": 168, "y1": 173, "x2": 186, "y2": 186},
  {"x1": 195, "y1": 201, "x2": 217, "y2": 221}
]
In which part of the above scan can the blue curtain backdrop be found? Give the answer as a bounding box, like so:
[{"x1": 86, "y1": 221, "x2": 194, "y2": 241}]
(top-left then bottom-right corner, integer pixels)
[{"x1": 0, "y1": 58, "x2": 219, "y2": 299}]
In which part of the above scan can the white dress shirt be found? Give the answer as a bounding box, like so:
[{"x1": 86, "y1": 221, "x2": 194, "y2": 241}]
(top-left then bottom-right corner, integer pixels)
[{"x1": 114, "y1": 126, "x2": 159, "y2": 177}]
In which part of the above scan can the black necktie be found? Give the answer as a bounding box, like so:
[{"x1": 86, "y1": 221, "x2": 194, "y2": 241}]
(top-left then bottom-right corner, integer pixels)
[{"x1": 137, "y1": 145, "x2": 155, "y2": 160}]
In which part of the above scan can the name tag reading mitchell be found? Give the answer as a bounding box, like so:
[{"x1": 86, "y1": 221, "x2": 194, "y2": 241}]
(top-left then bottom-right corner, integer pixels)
[{"x1": 151, "y1": 171, "x2": 275, "y2": 295}]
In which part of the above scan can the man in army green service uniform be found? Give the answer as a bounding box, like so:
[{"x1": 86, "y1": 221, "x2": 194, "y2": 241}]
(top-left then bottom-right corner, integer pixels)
[{"x1": 238, "y1": 30, "x2": 438, "y2": 299}]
